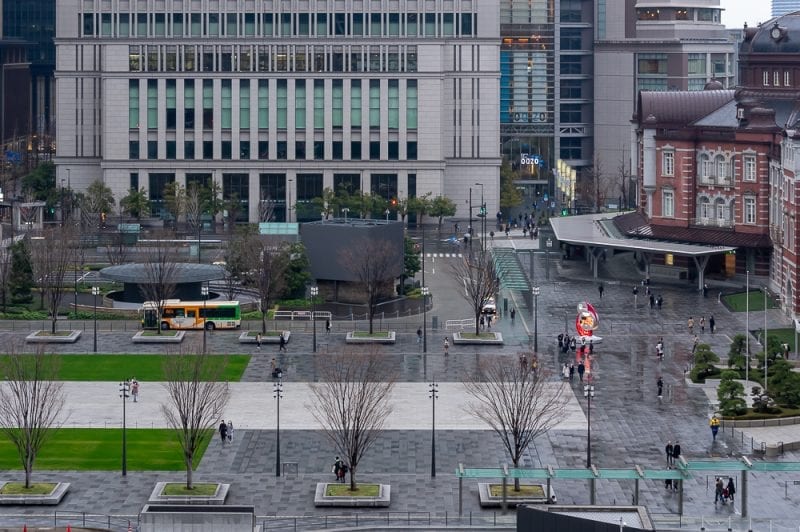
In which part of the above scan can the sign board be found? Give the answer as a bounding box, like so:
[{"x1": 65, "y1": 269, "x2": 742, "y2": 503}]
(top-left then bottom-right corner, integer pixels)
[
  {"x1": 118, "y1": 223, "x2": 141, "y2": 233},
  {"x1": 520, "y1": 153, "x2": 543, "y2": 166},
  {"x1": 259, "y1": 222, "x2": 299, "y2": 235},
  {"x1": 546, "y1": 238, "x2": 553, "y2": 248},
  {"x1": 543, "y1": 194, "x2": 549, "y2": 202}
]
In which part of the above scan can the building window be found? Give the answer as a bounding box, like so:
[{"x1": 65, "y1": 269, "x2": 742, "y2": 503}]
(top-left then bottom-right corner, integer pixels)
[
  {"x1": 560, "y1": 29, "x2": 582, "y2": 51},
  {"x1": 258, "y1": 80, "x2": 268, "y2": 128},
  {"x1": 763, "y1": 71, "x2": 770, "y2": 86},
  {"x1": 276, "y1": 80, "x2": 288, "y2": 129},
  {"x1": 202, "y1": 80, "x2": 213, "y2": 129},
  {"x1": 716, "y1": 156, "x2": 730, "y2": 183},
  {"x1": 351, "y1": 80, "x2": 362, "y2": 128},
  {"x1": 332, "y1": 80, "x2": 343, "y2": 128},
  {"x1": 221, "y1": 80, "x2": 232, "y2": 129},
  {"x1": 369, "y1": 141, "x2": 380, "y2": 160},
  {"x1": 184, "y1": 141, "x2": 195, "y2": 159},
  {"x1": 295, "y1": 81, "x2": 306, "y2": 129},
  {"x1": 775, "y1": 71, "x2": 781, "y2": 87},
  {"x1": 744, "y1": 196, "x2": 756, "y2": 224},
  {"x1": 744, "y1": 155, "x2": 756, "y2": 181},
  {"x1": 129, "y1": 81, "x2": 139, "y2": 128},
  {"x1": 560, "y1": 138, "x2": 582, "y2": 160},
  {"x1": 240, "y1": 80, "x2": 250, "y2": 129},
  {"x1": 314, "y1": 80, "x2": 325, "y2": 129},
  {"x1": 184, "y1": 82, "x2": 195, "y2": 128},
  {"x1": 699, "y1": 197, "x2": 711, "y2": 221},
  {"x1": 786, "y1": 71, "x2": 792, "y2": 87},
  {"x1": 408, "y1": 141, "x2": 418, "y2": 160},
  {"x1": 147, "y1": 80, "x2": 158, "y2": 129},
  {"x1": 407, "y1": 80, "x2": 418, "y2": 129},
  {"x1": 130, "y1": 172, "x2": 139, "y2": 190},
  {"x1": 662, "y1": 151, "x2": 674, "y2": 176},
  {"x1": 388, "y1": 80, "x2": 399, "y2": 129},
  {"x1": 369, "y1": 80, "x2": 380, "y2": 129},
  {"x1": 560, "y1": 104, "x2": 582, "y2": 123},
  {"x1": 129, "y1": 141, "x2": 139, "y2": 159},
  {"x1": 351, "y1": 141, "x2": 362, "y2": 159},
  {"x1": 166, "y1": 80, "x2": 177, "y2": 129},
  {"x1": 662, "y1": 190, "x2": 674, "y2": 218},
  {"x1": 147, "y1": 141, "x2": 157, "y2": 159}
]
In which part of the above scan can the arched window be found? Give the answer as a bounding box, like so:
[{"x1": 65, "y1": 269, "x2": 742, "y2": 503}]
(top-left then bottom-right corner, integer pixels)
[
  {"x1": 698, "y1": 197, "x2": 711, "y2": 221},
  {"x1": 715, "y1": 198, "x2": 727, "y2": 225}
]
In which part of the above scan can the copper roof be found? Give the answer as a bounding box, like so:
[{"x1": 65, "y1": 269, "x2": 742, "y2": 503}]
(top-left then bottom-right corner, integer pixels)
[
  {"x1": 637, "y1": 90, "x2": 735, "y2": 128},
  {"x1": 613, "y1": 212, "x2": 772, "y2": 248}
]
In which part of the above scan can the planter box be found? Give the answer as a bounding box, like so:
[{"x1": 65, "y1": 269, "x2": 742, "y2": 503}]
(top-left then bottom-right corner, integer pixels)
[
  {"x1": 0, "y1": 482, "x2": 70, "y2": 505},
  {"x1": 452, "y1": 331, "x2": 503, "y2": 345},
  {"x1": 25, "y1": 331, "x2": 82, "y2": 344},
  {"x1": 238, "y1": 331, "x2": 291, "y2": 344},
  {"x1": 477, "y1": 482, "x2": 552, "y2": 508},
  {"x1": 132, "y1": 331, "x2": 186, "y2": 344},
  {"x1": 148, "y1": 482, "x2": 229, "y2": 505},
  {"x1": 314, "y1": 483, "x2": 391, "y2": 507},
  {"x1": 345, "y1": 331, "x2": 396, "y2": 344}
]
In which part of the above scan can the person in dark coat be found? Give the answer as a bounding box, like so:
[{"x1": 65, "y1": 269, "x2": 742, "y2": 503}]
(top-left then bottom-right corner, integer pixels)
[
  {"x1": 726, "y1": 477, "x2": 736, "y2": 501},
  {"x1": 665, "y1": 441, "x2": 674, "y2": 466},
  {"x1": 672, "y1": 441, "x2": 681, "y2": 463},
  {"x1": 218, "y1": 420, "x2": 228, "y2": 445},
  {"x1": 657, "y1": 376, "x2": 664, "y2": 399},
  {"x1": 577, "y1": 362, "x2": 585, "y2": 382}
]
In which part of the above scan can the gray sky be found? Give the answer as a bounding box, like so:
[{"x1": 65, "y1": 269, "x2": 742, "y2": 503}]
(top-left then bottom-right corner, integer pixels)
[{"x1": 721, "y1": 0, "x2": 772, "y2": 29}]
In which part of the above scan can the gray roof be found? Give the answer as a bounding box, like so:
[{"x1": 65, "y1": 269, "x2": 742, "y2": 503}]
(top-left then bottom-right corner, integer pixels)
[
  {"x1": 638, "y1": 90, "x2": 734, "y2": 128},
  {"x1": 550, "y1": 213, "x2": 736, "y2": 257},
  {"x1": 691, "y1": 99, "x2": 740, "y2": 128},
  {"x1": 99, "y1": 263, "x2": 226, "y2": 284}
]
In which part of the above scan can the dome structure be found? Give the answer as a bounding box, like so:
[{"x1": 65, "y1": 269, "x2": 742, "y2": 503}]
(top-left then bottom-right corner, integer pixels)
[{"x1": 742, "y1": 12, "x2": 800, "y2": 54}]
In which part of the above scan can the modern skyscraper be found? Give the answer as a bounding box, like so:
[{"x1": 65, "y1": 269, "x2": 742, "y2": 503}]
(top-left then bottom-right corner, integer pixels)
[
  {"x1": 773, "y1": 0, "x2": 800, "y2": 16},
  {"x1": 54, "y1": 1, "x2": 500, "y2": 223}
]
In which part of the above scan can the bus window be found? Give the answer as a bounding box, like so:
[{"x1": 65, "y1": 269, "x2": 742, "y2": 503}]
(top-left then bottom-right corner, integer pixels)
[
  {"x1": 187, "y1": 310, "x2": 196, "y2": 318},
  {"x1": 175, "y1": 308, "x2": 185, "y2": 318}
]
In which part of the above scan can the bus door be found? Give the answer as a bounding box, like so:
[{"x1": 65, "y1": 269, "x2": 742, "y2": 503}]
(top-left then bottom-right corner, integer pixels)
[
  {"x1": 171, "y1": 307, "x2": 191, "y2": 329},
  {"x1": 185, "y1": 308, "x2": 200, "y2": 329},
  {"x1": 142, "y1": 309, "x2": 158, "y2": 329}
]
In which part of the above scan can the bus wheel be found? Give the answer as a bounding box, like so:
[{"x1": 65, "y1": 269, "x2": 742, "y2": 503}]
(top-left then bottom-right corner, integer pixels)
[
  {"x1": 160, "y1": 322, "x2": 170, "y2": 331},
  {"x1": 205, "y1": 322, "x2": 215, "y2": 331}
]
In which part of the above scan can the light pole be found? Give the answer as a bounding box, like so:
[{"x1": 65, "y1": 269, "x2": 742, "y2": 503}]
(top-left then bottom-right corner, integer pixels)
[
  {"x1": 545, "y1": 238, "x2": 553, "y2": 280},
  {"x1": 584, "y1": 383, "x2": 595, "y2": 468},
  {"x1": 119, "y1": 380, "x2": 130, "y2": 476},
  {"x1": 429, "y1": 380, "x2": 438, "y2": 477},
  {"x1": 342, "y1": 207, "x2": 350, "y2": 222},
  {"x1": 201, "y1": 284, "x2": 209, "y2": 353},
  {"x1": 468, "y1": 187, "x2": 473, "y2": 251},
  {"x1": 92, "y1": 286, "x2": 100, "y2": 353},
  {"x1": 311, "y1": 286, "x2": 318, "y2": 353},
  {"x1": 745, "y1": 270, "x2": 750, "y2": 387},
  {"x1": 422, "y1": 286, "x2": 430, "y2": 353},
  {"x1": 762, "y1": 286, "x2": 769, "y2": 392},
  {"x1": 274, "y1": 376, "x2": 283, "y2": 477},
  {"x1": 287, "y1": 179, "x2": 293, "y2": 222},
  {"x1": 475, "y1": 182, "x2": 485, "y2": 253},
  {"x1": 385, "y1": 209, "x2": 390, "y2": 222},
  {"x1": 532, "y1": 286, "x2": 540, "y2": 353}
]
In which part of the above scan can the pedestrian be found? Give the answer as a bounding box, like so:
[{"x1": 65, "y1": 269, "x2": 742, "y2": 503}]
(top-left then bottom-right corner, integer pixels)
[
  {"x1": 589, "y1": 340, "x2": 594, "y2": 355},
  {"x1": 687, "y1": 317, "x2": 694, "y2": 334},
  {"x1": 598, "y1": 283, "x2": 604, "y2": 299},
  {"x1": 131, "y1": 380, "x2": 140, "y2": 403},
  {"x1": 218, "y1": 420, "x2": 228, "y2": 445},
  {"x1": 649, "y1": 294, "x2": 655, "y2": 309},
  {"x1": 665, "y1": 476, "x2": 673, "y2": 491},
  {"x1": 709, "y1": 315, "x2": 716, "y2": 334},
  {"x1": 657, "y1": 295, "x2": 663, "y2": 309},
  {"x1": 692, "y1": 335, "x2": 699, "y2": 354},
  {"x1": 570, "y1": 337, "x2": 577, "y2": 352},
  {"x1": 703, "y1": 283, "x2": 709, "y2": 298},
  {"x1": 271, "y1": 357, "x2": 277, "y2": 372},
  {"x1": 577, "y1": 361, "x2": 585, "y2": 382},
  {"x1": 487, "y1": 314, "x2": 492, "y2": 329},
  {"x1": 666, "y1": 440, "x2": 674, "y2": 466},
  {"x1": 657, "y1": 376, "x2": 663, "y2": 399},
  {"x1": 569, "y1": 363, "x2": 575, "y2": 381},
  {"x1": 325, "y1": 318, "x2": 331, "y2": 335},
  {"x1": 562, "y1": 363, "x2": 570, "y2": 380},
  {"x1": 333, "y1": 456, "x2": 343, "y2": 479},
  {"x1": 531, "y1": 357, "x2": 538, "y2": 375},
  {"x1": 256, "y1": 333, "x2": 262, "y2": 350},
  {"x1": 510, "y1": 308, "x2": 516, "y2": 322},
  {"x1": 443, "y1": 337, "x2": 450, "y2": 355},
  {"x1": 672, "y1": 441, "x2": 681, "y2": 463},
  {"x1": 226, "y1": 420, "x2": 234, "y2": 442},
  {"x1": 710, "y1": 414, "x2": 720, "y2": 441},
  {"x1": 700, "y1": 316, "x2": 705, "y2": 334},
  {"x1": 557, "y1": 333, "x2": 564, "y2": 349},
  {"x1": 715, "y1": 477, "x2": 724, "y2": 504},
  {"x1": 490, "y1": 231, "x2": 495, "y2": 241},
  {"x1": 726, "y1": 477, "x2": 736, "y2": 502},
  {"x1": 480, "y1": 315, "x2": 485, "y2": 330},
  {"x1": 417, "y1": 327, "x2": 422, "y2": 344},
  {"x1": 519, "y1": 352, "x2": 528, "y2": 370},
  {"x1": 656, "y1": 339, "x2": 664, "y2": 360},
  {"x1": 279, "y1": 332, "x2": 287, "y2": 352}
]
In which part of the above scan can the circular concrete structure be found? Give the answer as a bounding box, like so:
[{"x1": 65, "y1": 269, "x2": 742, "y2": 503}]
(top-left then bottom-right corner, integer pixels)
[{"x1": 99, "y1": 263, "x2": 226, "y2": 303}]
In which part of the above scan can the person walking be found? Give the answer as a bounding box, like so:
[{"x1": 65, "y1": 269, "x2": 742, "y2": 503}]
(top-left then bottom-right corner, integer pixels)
[
  {"x1": 256, "y1": 333, "x2": 262, "y2": 350},
  {"x1": 657, "y1": 376, "x2": 664, "y2": 399},
  {"x1": 333, "y1": 456, "x2": 343, "y2": 480},
  {"x1": 218, "y1": 420, "x2": 228, "y2": 445},
  {"x1": 226, "y1": 420, "x2": 234, "y2": 442},
  {"x1": 325, "y1": 318, "x2": 331, "y2": 335},
  {"x1": 577, "y1": 361, "x2": 586, "y2": 383},
  {"x1": 443, "y1": 337, "x2": 450, "y2": 355},
  {"x1": 417, "y1": 327, "x2": 423, "y2": 345},
  {"x1": 715, "y1": 477, "x2": 724, "y2": 504},
  {"x1": 598, "y1": 283, "x2": 604, "y2": 299},
  {"x1": 700, "y1": 316, "x2": 705, "y2": 334},
  {"x1": 279, "y1": 332, "x2": 287, "y2": 353},
  {"x1": 131, "y1": 380, "x2": 140, "y2": 403},
  {"x1": 726, "y1": 477, "x2": 736, "y2": 502},
  {"x1": 510, "y1": 308, "x2": 516, "y2": 323},
  {"x1": 703, "y1": 283, "x2": 709, "y2": 298},
  {"x1": 657, "y1": 295, "x2": 663, "y2": 310},
  {"x1": 569, "y1": 363, "x2": 575, "y2": 381},
  {"x1": 709, "y1": 315, "x2": 716, "y2": 334},
  {"x1": 710, "y1": 415, "x2": 720, "y2": 441},
  {"x1": 687, "y1": 317, "x2": 694, "y2": 335},
  {"x1": 672, "y1": 441, "x2": 681, "y2": 463},
  {"x1": 562, "y1": 363, "x2": 570, "y2": 380},
  {"x1": 692, "y1": 335, "x2": 699, "y2": 355},
  {"x1": 666, "y1": 441, "x2": 674, "y2": 466},
  {"x1": 649, "y1": 294, "x2": 655, "y2": 309}
]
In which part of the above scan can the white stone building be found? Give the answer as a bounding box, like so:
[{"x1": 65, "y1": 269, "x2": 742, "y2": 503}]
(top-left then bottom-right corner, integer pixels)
[{"x1": 54, "y1": 0, "x2": 500, "y2": 223}]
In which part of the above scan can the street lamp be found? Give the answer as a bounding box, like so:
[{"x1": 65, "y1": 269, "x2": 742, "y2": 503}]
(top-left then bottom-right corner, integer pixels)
[
  {"x1": 385, "y1": 209, "x2": 390, "y2": 222},
  {"x1": 274, "y1": 376, "x2": 283, "y2": 477},
  {"x1": 119, "y1": 380, "x2": 130, "y2": 476},
  {"x1": 92, "y1": 286, "x2": 100, "y2": 353},
  {"x1": 584, "y1": 383, "x2": 595, "y2": 468},
  {"x1": 342, "y1": 207, "x2": 350, "y2": 222},
  {"x1": 201, "y1": 284, "x2": 209, "y2": 353},
  {"x1": 762, "y1": 286, "x2": 770, "y2": 392},
  {"x1": 475, "y1": 183, "x2": 485, "y2": 253},
  {"x1": 429, "y1": 381, "x2": 438, "y2": 477},
  {"x1": 532, "y1": 286, "x2": 540, "y2": 353},
  {"x1": 310, "y1": 286, "x2": 319, "y2": 353},
  {"x1": 422, "y1": 286, "x2": 430, "y2": 353},
  {"x1": 745, "y1": 271, "x2": 750, "y2": 387},
  {"x1": 545, "y1": 238, "x2": 553, "y2": 280}
]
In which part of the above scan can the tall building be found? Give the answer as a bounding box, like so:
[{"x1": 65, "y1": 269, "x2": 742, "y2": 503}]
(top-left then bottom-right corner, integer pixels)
[
  {"x1": 594, "y1": 0, "x2": 737, "y2": 210},
  {"x1": 773, "y1": 0, "x2": 800, "y2": 16},
  {"x1": 54, "y1": 0, "x2": 500, "y2": 224},
  {"x1": 1, "y1": 0, "x2": 55, "y2": 137},
  {"x1": 499, "y1": 0, "x2": 595, "y2": 208}
]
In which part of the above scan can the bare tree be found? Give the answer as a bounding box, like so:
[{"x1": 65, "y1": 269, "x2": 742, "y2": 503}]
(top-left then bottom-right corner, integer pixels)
[
  {"x1": 105, "y1": 230, "x2": 130, "y2": 266},
  {"x1": 29, "y1": 227, "x2": 77, "y2": 333},
  {"x1": 161, "y1": 345, "x2": 230, "y2": 490},
  {"x1": 450, "y1": 250, "x2": 499, "y2": 335},
  {"x1": 252, "y1": 238, "x2": 289, "y2": 334},
  {"x1": 339, "y1": 239, "x2": 401, "y2": 334},
  {"x1": 138, "y1": 234, "x2": 182, "y2": 333},
  {"x1": 0, "y1": 245, "x2": 12, "y2": 313},
  {"x1": 308, "y1": 351, "x2": 396, "y2": 491},
  {"x1": 0, "y1": 347, "x2": 65, "y2": 488},
  {"x1": 463, "y1": 354, "x2": 568, "y2": 490},
  {"x1": 258, "y1": 193, "x2": 277, "y2": 223},
  {"x1": 185, "y1": 183, "x2": 202, "y2": 235}
]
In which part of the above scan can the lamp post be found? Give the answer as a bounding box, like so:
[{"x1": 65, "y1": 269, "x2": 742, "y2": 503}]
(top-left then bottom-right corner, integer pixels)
[
  {"x1": 532, "y1": 286, "x2": 540, "y2": 353},
  {"x1": 287, "y1": 179, "x2": 293, "y2": 222},
  {"x1": 745, "y1": 271, "x2": 750, "y2": 387},
  {"x1": 92, "y1": 286, "x2": 100, "y2": 353},
  {"x1": 468, "y1": 187, "x2": 473, "y2": 251},
  {"x1": 545, "y1": 238, "x2": 553, "y2": 280},
  {"x1": 201, "y1": 284, "x2": 209, "y2": 354},
  {"x1": 342, "y1": 207, "x2": 350, "y2": 222},
  {"x1": 475, "y1": 182, "x2": 485, "y2": 253},
  {"x1": 274, "y1": 376, "x2": 283, "y2": 477},
  {"x1": 422, "y1": 286, "x2": 429, "y2": 353},
  {"x1": 584, "y1": 383, "x2": 595, "y2": 468},
  {"x1": 311, "y1": 286, "x2": 318, "y2": 353},
  {"x1": 429, "y1": 380, "x2": 438, "y2": 477},
  {"x1": 762, "y1": 286, "x2": 769, "y2": 392},
  {"x1": 385, "y1": 209, "x2": 390, "y2": 222},
  {"x1": 119, "y1": 380, "x2": 130, "y2": 476}
]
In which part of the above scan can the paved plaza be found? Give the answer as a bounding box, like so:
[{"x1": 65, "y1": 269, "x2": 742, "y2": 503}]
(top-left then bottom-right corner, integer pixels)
[{"x1": 0, "y1": 232, "x2": 799, "y2": 530}]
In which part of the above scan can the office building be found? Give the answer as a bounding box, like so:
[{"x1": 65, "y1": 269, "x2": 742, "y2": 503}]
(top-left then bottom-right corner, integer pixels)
[
  {"x1": 773, "y1": 0, "x2": 800, "y2": 16},
  {"x1": 54, "y1": 0, "x2": 500, "y2": 224}
]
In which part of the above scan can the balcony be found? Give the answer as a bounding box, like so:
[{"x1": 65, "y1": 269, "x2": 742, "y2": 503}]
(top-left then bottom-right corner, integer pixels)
[
  {"x1": 691, "y1": 217, "x2": 734, "y2": 229},
  {"x1": 697, "y1": 176, "x2": 733, "y2": 187}
]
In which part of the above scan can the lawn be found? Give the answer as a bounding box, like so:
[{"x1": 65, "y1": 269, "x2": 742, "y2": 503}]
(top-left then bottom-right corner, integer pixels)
[
  {"x1": 325, "y1": 483, "x2": 380, "y2": 496},
  {"x1": 0, "y1": 354, "x2": 249, "y2": 381},
  {"x1": 352, "y1": 331, "x2": 391, "y2": 338},
  {"x1": 723, "y1": 291, "x2": 779, "y2": 312},
  {"x1": 0, "y1": 429, "x2": 211, "y2": 471},
  {"x1": 763, "y1": 328, "x2": 797, "y2": 353},
  {"x1": 162, "y1": 482, "x2": 218, "y2": 496},
  {"x1": 488, "y1": 484, "x2": 545, "y2": 497},
  {"x1": 459, "y1": 333, "x2": 498, "y2": 339},
  {"x1": 0, "y1": 483, "x2": 57, "y2": 495}
]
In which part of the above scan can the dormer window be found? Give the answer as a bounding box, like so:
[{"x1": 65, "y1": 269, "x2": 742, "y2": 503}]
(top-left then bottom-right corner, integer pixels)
[{"x1": 763, "y1": 71, "x2": 770, "y2": 86}]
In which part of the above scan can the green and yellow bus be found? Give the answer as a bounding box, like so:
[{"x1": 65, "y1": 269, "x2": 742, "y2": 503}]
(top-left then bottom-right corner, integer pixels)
[{"x1": 141, "y1": 299, "x2": 241, "y2": 330}]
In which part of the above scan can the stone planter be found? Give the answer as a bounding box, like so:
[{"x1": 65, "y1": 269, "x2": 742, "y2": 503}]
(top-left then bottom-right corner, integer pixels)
[
  {"x1": 0, "y1": 482, "x2": 70, "y2": 505},
  {"x1": 132, "y1": 331, "x2": 186, "y2": 343},
  {"x1": 313, "y1": 483, "x2": 391, "y2": 507},
  {"x1": 477, "y1": 482, "x2": 552, "y2": 508},
  {"x1": 451, "y1": 331, "x2": 503, "y2": 345},
  {"x1": 238, "y1": 331, "x2": 291, "y2": 344},
  {"x1": 345, "y1": 331, "x2": 396, "y2": 344},
  {"x1": 148, "y1": 482, "x2": 229, "y2": 505},
  {"x1": 25, "y1": 331, "x2": 82, "y2": 344}
]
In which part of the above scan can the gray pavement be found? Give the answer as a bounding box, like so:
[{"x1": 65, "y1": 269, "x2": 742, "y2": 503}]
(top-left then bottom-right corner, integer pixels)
[{"x1": 1, "y1": 234, "x2": 799, "y2": 530}]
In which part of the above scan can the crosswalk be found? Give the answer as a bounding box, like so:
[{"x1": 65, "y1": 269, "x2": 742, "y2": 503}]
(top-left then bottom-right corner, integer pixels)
[{"x1": 420, "y1": 253, "x2": 463, "y2": 258}]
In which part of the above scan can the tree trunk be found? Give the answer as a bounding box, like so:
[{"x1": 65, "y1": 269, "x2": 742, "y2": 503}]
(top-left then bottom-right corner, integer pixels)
[
  {"x1": 25, "y1": 458, "x2": 32, "y2": 489},
  {"x1": 261, "y1": 311, "x2": 267, "y2": 335},
  {"x1": 513, "y1": 459, "x2": 520, "y2": 491},
  {"x1": 185, "y1": 455, "x2": 194, "y2": 489},
  {"x1": 349, "y1": 468, "x2": 356, "y2": 491},
  {"x1": 51, "y1": 316, "x2": 57, "y2": 334},
  {"x1": 475, "y1": 312, "x2": 480, "y2": 335}
]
